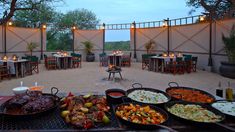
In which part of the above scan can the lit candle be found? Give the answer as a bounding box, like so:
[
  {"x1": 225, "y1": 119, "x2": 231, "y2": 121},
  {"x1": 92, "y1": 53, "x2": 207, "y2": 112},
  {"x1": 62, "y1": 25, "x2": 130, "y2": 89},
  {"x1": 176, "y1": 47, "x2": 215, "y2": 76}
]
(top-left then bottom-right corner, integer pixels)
[
  {"x1": 163, "y1": 53, "x2": 167, "y2": 57},
  {"x1": 3, "y1": 55, "x2": 8, "y2": 60},
  {"x1": 178, "y1": 52, "x2": 182, "y2": 57},
  {"x1": 13, "y1": 56, "x2": 16, "y2": 61}
]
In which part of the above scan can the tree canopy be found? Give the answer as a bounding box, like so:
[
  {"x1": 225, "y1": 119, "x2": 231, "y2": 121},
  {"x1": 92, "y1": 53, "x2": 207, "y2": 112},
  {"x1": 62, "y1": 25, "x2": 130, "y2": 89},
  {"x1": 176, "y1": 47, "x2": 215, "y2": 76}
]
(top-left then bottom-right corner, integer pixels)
[
  {"x1": 186, "y1": 0, "x2": 235, "y2": 19},
  {"x1": 0, "y1": 0, "x2": 61, "y2": 24},
  {"x1": 58, "y1": 9, "x2": 99, "y2": 30}
]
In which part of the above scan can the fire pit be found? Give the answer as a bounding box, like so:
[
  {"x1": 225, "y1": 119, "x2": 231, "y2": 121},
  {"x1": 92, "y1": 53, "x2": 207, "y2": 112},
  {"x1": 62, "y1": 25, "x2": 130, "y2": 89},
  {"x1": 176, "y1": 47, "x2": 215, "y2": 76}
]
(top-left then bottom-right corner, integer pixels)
[{"x1": 106, "y1": 65, "x2": 123, "y2": 80}]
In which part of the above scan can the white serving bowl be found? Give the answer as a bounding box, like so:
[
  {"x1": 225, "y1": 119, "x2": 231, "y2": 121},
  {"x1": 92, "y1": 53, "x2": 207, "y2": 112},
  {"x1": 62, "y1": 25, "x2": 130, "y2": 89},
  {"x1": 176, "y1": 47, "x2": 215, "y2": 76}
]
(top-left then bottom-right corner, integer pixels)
[{"x1": 12, "y1": 87, "x2": 29, "y2": 95}]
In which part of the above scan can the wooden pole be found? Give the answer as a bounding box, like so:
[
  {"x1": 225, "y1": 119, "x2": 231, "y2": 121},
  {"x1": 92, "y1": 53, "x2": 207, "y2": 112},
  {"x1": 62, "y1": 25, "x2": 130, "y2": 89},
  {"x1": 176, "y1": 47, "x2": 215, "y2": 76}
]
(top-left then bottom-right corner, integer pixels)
[
  {"x1": 167, "y1": 18, "x2": 170, "y2": 55},
  {"x1": 40, "y1": 25, "x2": 44, "y2": 60},
  {"x1": 4, "y1": 23, "x2": 6, "y2": 55},
  {"x1": 133, "y1": 21, "x2": 137, "y2": 59},
  {"x1": 208, "y1": 14, "x2": 213, "y2": 66},
  {"x1": 103, "y1": 23, "x2": 105, "y2": 53}
]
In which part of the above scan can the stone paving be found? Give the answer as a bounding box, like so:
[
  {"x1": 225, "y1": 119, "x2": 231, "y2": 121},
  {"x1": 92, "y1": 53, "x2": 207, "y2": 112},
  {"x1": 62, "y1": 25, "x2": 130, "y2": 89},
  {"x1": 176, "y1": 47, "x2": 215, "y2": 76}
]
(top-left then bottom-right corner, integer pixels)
[{"x1": 0, "y1": 62, "x2": 234, "y2": 96}]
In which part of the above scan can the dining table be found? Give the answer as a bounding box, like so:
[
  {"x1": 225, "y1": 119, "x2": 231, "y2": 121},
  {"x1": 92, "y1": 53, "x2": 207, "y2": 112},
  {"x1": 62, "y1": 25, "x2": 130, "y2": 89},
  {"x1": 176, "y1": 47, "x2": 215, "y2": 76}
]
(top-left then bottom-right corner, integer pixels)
[
  {"x1": 0, "y1": 59, "x2": 29, "y2": 78},
  {"x1": 108, "y1": 53, "x2": 123, "y2": 67},
  {"x1": 149, "y1": 56, "x2": 176, "y2": 72},
  {"x1": 0, "y1": 93, "x2": 234, "y2": 131},
  {"x1": 53, "y1": 54, "x2": 72, "y2": 69}
]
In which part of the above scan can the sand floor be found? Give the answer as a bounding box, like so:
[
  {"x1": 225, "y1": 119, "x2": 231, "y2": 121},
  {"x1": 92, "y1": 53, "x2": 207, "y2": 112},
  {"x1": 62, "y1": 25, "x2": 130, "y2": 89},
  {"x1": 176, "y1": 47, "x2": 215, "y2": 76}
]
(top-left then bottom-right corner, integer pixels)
[{"x1": 0, "y1": 62, "x2": 234, "y2": 96}]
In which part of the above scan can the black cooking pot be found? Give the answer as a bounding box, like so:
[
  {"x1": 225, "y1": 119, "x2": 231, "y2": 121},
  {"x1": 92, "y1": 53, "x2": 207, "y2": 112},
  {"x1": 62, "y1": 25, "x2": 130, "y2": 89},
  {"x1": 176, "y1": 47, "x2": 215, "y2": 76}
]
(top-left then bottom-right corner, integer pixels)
[
  {"x1": 126, "y1": 83, "x2": 171, "y2": 107},
  {"x1": 165, "y1": 82, "x2": 216, "y2": 104},
  {"x1": 114, "y1": 102, "x2": 176, "y2": 131},
  {"x1": 164, "y1": 101, "x2": 235, "y2": 131}
]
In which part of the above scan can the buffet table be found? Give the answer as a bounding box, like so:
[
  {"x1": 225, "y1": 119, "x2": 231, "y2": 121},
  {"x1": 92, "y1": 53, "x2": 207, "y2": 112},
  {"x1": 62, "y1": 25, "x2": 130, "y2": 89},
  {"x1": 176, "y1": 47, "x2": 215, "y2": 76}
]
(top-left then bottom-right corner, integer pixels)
[{"x1": 0, "y1": 95, "x2": 234, "y2": 131}]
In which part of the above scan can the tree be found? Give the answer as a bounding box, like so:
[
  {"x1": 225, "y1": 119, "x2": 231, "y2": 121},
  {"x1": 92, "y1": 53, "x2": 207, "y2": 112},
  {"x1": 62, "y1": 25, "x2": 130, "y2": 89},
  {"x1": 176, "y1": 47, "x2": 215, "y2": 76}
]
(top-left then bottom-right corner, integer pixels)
[
  {"x1": 46, "y1": 8, "x2": 100, "y2": 51},
  {"x1": 58, "y1": 9, "x2": 99, "y2": 29},
  {"x1": 14, "y1": 3, "x2": 59, "y2": 27},
  {"x1": 186, "y1": 0, "x2": 235, "y2": 19},
  {"x1": 0, "y1": 0, "x2": 61, "y2": 25}
]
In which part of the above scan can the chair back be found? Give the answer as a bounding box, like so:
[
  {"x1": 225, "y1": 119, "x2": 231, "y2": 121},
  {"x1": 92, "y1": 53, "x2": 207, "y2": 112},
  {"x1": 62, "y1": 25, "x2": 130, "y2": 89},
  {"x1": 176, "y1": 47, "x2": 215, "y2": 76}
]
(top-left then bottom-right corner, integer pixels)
[
  {"x1": 44, "y1": 54, "x2": 48, "y2": 59},
  {"x1": 192, "y1": 56, "x2": 198, "y2": 62},
  {"x1": 176, "y1": 57, "x2": 183, "y2": 62},
  {"x1": 142, "y1": 53, "x2": 156, "y2": 59},
  {"x1": 99, "y1": 53, "x2": 106, "y2": 57},
  {"x1": 22, "y1": 56, "x2": 29, "y2": 60},
  {"x1": 29, "y1": 56, "x2": 39, "y2": 62},
  {"x1": 183, "y1": 54, "x2": 192, "y2": 61}
]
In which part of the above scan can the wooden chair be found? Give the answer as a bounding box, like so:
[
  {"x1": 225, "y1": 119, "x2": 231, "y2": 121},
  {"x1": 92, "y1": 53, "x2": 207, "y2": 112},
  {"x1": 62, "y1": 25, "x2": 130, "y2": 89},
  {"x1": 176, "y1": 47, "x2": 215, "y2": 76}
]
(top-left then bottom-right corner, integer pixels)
[
  {"x1": 44, "y1": 54, "x2": 48, "y2": 68},
  {"x1": 47, "y1": 57, "x2": 57, "y2": 70},
  {"x1": 121, "y1": 55, "x2": 131, "y2": 67},
  {"x1": 192, "y1": 56, "x2": 198, "y2": 72},
  {"x1": 0, "y1": 65, "x2": 11, "y2": 81},
  {"x1": 99, "y1": 53, "x2": 108, "y2": 67},
  {"x1": 72, "y1": 56, "x2": 81, "y2": 68},
  {"x1": 29, "y1": 56, "x2": 39, "y2": 74},
  {"x1": 183, "y1": 55, "x2": 192, "y2": 73},
  {"x1": 142, "y1": 54, "x2": 156, "y2": 70},
  {"x1": 71, "y1": 53, "x2": 82, "y2": 68}
]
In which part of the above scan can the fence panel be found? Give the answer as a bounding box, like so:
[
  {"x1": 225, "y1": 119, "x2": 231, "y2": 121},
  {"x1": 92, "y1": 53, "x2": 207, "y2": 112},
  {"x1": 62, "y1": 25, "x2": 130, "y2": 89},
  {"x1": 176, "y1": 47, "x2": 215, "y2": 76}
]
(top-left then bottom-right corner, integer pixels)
[
  {"x1": 171, "y1": 23, "x2": 210, "y2": 53},
  {"x1": 74, "y1": 29, "x2": 104, "y2": 61}
]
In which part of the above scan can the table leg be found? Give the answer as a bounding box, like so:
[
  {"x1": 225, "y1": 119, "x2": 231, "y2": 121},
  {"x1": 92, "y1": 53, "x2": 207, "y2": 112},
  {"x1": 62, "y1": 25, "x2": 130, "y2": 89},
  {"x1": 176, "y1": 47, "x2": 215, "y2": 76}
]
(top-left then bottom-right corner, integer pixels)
[
  {"x1": 112, "y1": 73, "x2": 115, "y2": 80},
  {"x1": 156, "y1": 59, "x2": 159, "y2": 72},
  {"x1": 154, "y1": 59, "x2": 157, "y2": 72},
  {"x1": 21, "y1": 62, "x2": 24, "y2": 77},
  {"x1": 108, "y1": 72, "x2": 111, "y2": 80},
  {"x1": 15, "y1": 63, "x2": 18, "y2": 78},
  {"x1": 161, "y1": 60, "x2": 165, "y2": 72},
  {"x1": 149, "y1": 59, "x2": 152, "y2": 71},
  {"x1": 65, "y1": 58, "x2": 67, "y2": 69},
  {"x1": 119, "y1": 72, "x2": 123, "y2": 80}
]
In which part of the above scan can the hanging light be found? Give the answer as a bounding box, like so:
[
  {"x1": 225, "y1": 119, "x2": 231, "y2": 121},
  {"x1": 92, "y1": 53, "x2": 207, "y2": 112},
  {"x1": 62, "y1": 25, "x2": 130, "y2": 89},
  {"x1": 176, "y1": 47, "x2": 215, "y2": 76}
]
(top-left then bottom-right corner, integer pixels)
[
  {"x1": 199, "y1": 16, "x2": 206, "y2": 22},
  {"x1": 7, "y1": 21, "x2": 13, "y2": 26},
  {"x1": 131, "y1": 21, "x2": 135, "y2": 28},
  {"x1": 72, "y1": 26, "x2": 76, "y2": 30},
  {"x1": 162, "y1": 19, "x2": 168, "y2": 27},
  {"x1": 42, "y1": 24, "x2": 47, "y2": 29}
]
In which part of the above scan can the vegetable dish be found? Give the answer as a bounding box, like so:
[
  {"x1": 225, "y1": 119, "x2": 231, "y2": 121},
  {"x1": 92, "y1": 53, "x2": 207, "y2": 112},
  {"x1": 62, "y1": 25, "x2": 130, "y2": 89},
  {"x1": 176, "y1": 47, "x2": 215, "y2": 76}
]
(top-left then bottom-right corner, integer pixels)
[{"x1": 116, "y1": 103, "x2": 166, "y2": 125}]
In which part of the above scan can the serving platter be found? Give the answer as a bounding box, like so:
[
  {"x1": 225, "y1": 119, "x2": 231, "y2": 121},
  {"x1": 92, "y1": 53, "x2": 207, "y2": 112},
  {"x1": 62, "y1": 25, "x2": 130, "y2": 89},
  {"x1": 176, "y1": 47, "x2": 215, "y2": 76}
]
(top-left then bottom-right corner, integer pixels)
[
  {"x1": 0, "y1": 87, "x2": 60, "y2": 117},
  {"x1": 212, "y1": 100, "x2": 235, "y2": 118}
]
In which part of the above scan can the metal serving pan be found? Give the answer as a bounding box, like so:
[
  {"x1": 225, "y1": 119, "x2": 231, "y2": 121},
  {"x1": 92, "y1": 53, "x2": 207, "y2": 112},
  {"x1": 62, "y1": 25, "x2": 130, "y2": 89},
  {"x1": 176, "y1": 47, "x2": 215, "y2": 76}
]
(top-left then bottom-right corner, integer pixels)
[
  {"x1": 0, "y1": 87, "x2": 60, "y2": 117},
  {"x1": 126, "y1": 83, "x2": 171, "y2": 106}
]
